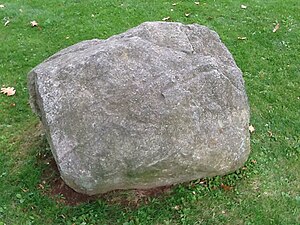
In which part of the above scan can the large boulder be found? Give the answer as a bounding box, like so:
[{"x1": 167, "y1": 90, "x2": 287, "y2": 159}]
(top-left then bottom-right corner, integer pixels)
[{"x1": 28, "y1": 22, "x2": 250, "y2": 195}]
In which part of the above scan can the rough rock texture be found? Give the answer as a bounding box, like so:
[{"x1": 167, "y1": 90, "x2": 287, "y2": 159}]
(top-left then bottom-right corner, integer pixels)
[{"x1": 28, "y1": 22, "x2": 250, "y2": 195}]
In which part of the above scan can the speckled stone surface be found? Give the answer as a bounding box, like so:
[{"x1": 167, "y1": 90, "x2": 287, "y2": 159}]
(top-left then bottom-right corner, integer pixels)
[{"x1": 28, "y1": 22, "x2": 250, "y2": 195}]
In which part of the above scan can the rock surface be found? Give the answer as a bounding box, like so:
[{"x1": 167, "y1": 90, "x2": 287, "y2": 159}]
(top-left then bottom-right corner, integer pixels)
[{"x1": 28, "y1": 22, "x2": 250, "y2": 195}]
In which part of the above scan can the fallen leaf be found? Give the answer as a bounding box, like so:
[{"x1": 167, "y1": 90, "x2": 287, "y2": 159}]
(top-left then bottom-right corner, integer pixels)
[
  {"x1": 273, "y1": 23, "x2": 280, "y2": 32},
  {"x1": 174, "y1": 205, "x2": 180, "y2": 210},
  {"x1": 199, "y1": 179, "x2": 206, "y2": 184},
  {"x1": 249, "y1": 125, "x2": 255, "y2": 133},
  {"x1": 172, "y1": 3, "x2": 177, "y2": 6},
  {"x1": 21, "y1": 188, "x2": 29, "y2": 192},
  {"x1": 251, "y1": 159, "x2": 257, "y2": 164},
  {"x1": 4, "y1": 20, "x2": 10, "y2": 26},
  {"x1": 240, "y1": 4, "x2": 247, "y2": 9},
  {"x1": 162, "y1": 16, "x2": 170, "y2": 21},
  {"x1": 0, "y1": 4, "x2": 5, "y2": 8},
  {"x1": 1, "y1": 87, "x2": 16, "y2": 96},
  {"x1": 185, "y1": 13, "x2": 190, "y2": 17},
  {"x1": 238, "y1": 36, "x2": 247, "y2": 40},
  {"x1": 194, "y1": 2, "x2": 200, "y2": 5},
  {"x1": 221, "y1": 183, "x2": 233, "y2": 191},
  {"x1": 30, "y1": 20, "x2": 38, "y2": 27},
  {"x1": 267, "y1": 130, "x2": 273, "y2": 137}
]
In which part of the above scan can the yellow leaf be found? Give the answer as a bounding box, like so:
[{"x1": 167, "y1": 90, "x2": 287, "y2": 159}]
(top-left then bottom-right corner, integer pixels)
[{"x1": 1, "y1": 87, "x2": 16, "y2": 96}]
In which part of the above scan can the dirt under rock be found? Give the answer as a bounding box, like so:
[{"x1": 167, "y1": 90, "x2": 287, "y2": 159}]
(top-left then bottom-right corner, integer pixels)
[{"x1": 40, "y1": 157, "x2": 173, "y2": 206}]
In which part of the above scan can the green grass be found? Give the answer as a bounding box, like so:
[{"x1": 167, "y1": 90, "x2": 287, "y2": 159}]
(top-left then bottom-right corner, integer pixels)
[{"x1": 1, "y1": 0, "x2": 299, "y2": 224}]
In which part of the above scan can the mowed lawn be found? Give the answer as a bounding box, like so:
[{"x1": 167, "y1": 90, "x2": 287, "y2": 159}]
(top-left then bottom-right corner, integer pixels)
[{"x1": 0, "y1": 0, "x2": 299, "y2": 224}]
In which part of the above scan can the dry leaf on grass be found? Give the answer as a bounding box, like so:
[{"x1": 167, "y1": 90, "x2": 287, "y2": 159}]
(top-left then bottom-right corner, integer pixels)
[
  {"x1": 1, "y1": 87, "x2": 16, "y2": 96},
  {"x1": 267, "y1": 130, "x2": 273, "y2": 137},
  {"x1": 195, "y1": 2, "x2": 200, "y2": 5},
  {"x1": 221, "y1": 183, "x2": 234, "y2": 191},
  {"x1": 0, "y1": 4, "x2": 5, "y2": 8},
  {"x1": 162, "y1": 16, "x2": 170, "y2": 21},
  {"x1": 4, "y1": 20, "x2": 10, "y2": 26},
  {"x1": 249, "y1": 125, "x2": 255, "y2": 133},
  {"x1": 185, "y1": 13, "x2": 191, "y2": 17},
  {"x1": 238, "y1": 36, "x2": 247, "y2": 40},
  {"x1": 174, "y1": 205, "x2": 180, "y2": 210},
  {"x1": 240, "y1": 4, "x2": 247, "y2": 9},
  {"x1": 30, "y1": 20, "x2": 38, "y2": 27},
  {"x1": 273, "y1": 23, "x2": 280, "y2": 32}
]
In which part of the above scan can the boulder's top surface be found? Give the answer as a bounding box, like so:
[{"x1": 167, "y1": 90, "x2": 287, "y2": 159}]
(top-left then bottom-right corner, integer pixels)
[{"x1": 28, "y1": 22, "x2": 250, "y2": 195}]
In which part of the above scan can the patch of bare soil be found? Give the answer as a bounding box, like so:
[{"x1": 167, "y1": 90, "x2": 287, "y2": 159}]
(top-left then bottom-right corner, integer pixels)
[{"x1": 39, "y1": 156, "x2": 173, "y2": 207}]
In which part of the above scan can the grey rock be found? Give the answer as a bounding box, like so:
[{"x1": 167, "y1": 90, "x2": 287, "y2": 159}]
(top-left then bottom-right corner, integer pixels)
[{"x1": 28, "y1": 22, "x2": 250, "y2": 195}]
